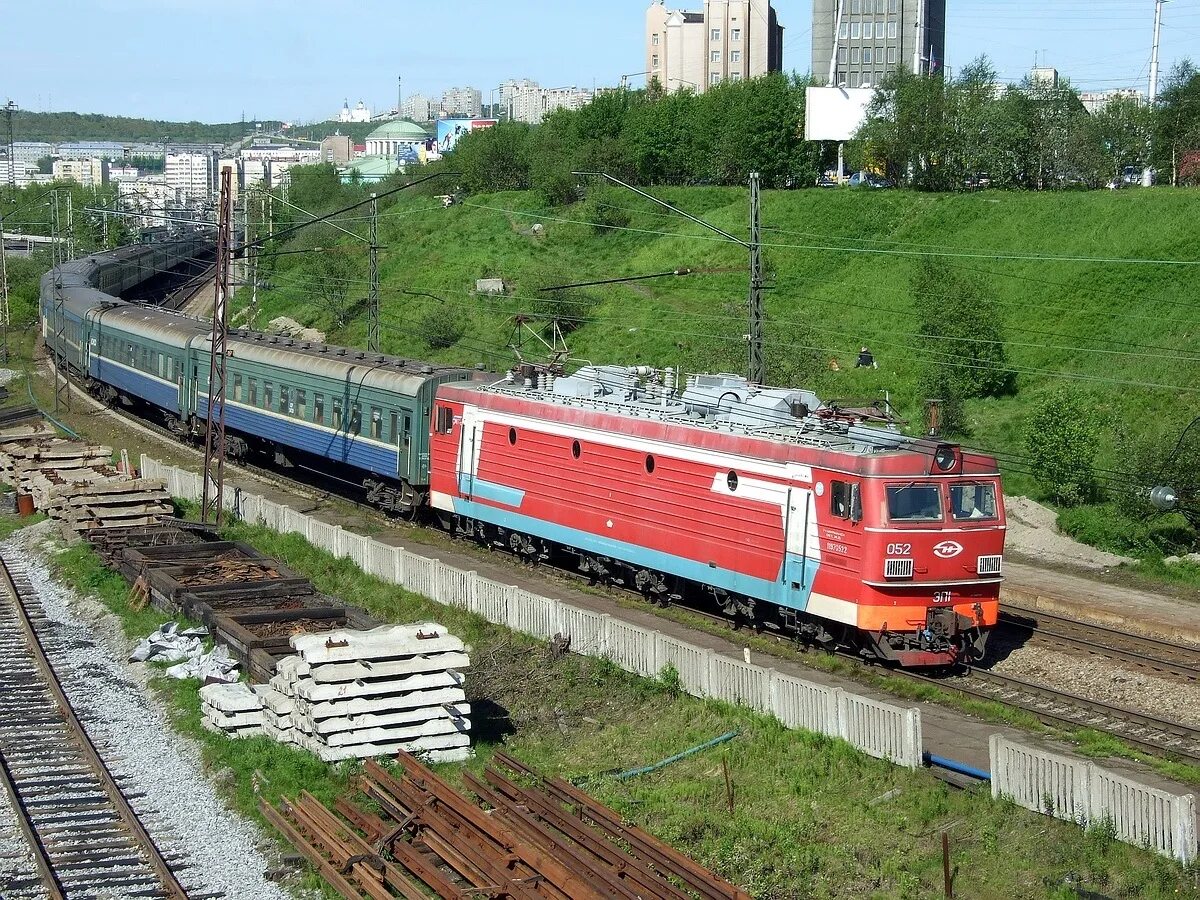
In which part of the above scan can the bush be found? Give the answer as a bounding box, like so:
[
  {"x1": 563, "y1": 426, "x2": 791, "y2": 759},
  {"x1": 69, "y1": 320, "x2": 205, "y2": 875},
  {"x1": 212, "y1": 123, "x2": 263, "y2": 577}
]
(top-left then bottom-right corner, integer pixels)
[
  {"x1": 1023, "y1": 388, "x2": 1101, "y2": 506},
  {"x1": 417, "y1": 308, "x2": 464, "y2": 349},
  {"x1": 583, "y1": 191, "x2": 632, "y2": 235}
]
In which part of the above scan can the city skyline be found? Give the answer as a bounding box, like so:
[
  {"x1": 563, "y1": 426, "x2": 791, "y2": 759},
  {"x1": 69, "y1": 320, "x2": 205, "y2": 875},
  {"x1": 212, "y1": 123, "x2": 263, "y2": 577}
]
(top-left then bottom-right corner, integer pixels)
[{"x1": 0, "y1": 0, "x2": 1194, "y2": 123}]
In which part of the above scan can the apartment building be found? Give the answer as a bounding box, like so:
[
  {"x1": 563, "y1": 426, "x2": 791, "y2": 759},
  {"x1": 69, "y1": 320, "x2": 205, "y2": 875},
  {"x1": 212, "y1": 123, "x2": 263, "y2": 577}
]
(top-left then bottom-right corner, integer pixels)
[
  {"x1": 440, "y1": 86, "x2": 483, "y2": 118},
  {"x1": 165, "y1": 151, "x2": 218, "y2": 201},
  {"x1": 401, "y1": 94, "x2": 434, "y2": 122},
  {"x1": 811, "y1": 0, "x2": 946, "y2": 88},
  {"x1": 646, "y1": 0, "x2": 784, "y2": 93},
  {"x1": 52, "y1": 157, "x2": 110, "y2": 186}
]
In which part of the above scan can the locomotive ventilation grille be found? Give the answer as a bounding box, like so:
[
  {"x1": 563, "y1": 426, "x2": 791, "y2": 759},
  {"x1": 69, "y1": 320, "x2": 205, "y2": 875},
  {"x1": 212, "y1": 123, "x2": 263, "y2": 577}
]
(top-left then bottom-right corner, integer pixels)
[
  {"x1": 977, "y1": 554, "x2": 1003, "y2": 576},
  {"x1": 884, "y1": 558, "x2": 915, "y2": 579}
]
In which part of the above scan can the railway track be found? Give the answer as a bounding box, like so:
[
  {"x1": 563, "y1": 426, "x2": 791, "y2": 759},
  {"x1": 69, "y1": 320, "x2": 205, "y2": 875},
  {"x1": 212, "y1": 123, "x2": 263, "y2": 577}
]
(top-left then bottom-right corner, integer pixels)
[
  {"x1": 0, "y1": 554, "x2": 199, "y2": 899},
  {"x1": 905, "y1": 667, "x2": 1200, "y2": 764},
  {"x1": 998, "y1": 604, "x2": 1200, "y2": 682}
]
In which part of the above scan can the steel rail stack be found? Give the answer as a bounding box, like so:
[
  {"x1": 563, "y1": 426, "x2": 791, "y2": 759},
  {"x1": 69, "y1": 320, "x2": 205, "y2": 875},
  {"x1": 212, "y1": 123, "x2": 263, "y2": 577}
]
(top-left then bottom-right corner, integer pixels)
[
  {"x1": 262, "y1": 750, "x2": 752, "y2": 900},
  {"x1": 0, "y1": 553, "x2": 196, "y2": 900}
]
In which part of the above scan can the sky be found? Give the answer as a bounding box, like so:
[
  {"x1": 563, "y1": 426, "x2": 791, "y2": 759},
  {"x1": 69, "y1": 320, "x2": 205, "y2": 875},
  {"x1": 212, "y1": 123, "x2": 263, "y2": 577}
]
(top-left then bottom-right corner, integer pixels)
[{"x1": 1, "y1": 0, "x2": 1197, "y2": 124}]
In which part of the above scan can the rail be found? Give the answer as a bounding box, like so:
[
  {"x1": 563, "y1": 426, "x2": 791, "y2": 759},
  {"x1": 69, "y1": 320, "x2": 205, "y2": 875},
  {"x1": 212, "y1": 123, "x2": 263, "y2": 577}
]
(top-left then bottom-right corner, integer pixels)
[
  {"x1": 0, "y1": 554, "x2": 191, "y2": 898},
  {"x1": 998, "y1": 604, "x2": 1200, "y2": 682}
]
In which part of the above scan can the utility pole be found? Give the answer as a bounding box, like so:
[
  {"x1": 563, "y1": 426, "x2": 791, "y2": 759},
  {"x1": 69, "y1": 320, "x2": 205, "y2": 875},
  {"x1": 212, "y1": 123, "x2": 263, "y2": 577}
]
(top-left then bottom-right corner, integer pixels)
[
  {"x1": 367, "y1": 192, "x2": 380, "y2": 354},
  {"x1": 397, "y1": 75, "x2": 403, "y2": 117},
  {"x1": 65, "y1": 191, "x2": 73, "y2": 260},
  {"x1": 747, "y1": 172, "x2": 765, "y2": 386},
  {"x1": 52, "y1": 269, "x2": 70, "y2": 414},
  {"x1": 201, "y1": 167, "x2": 233, "y2": 526},
  {"x1": 913, "y1": 0, "x2": 926, "y2": 75},
  {"x1": 2, "y1": 100, "x2": 16, "y2": 187},
  {"x1": 1143, "y1": 0, "x2": 1165, "y2": 186},
  {"x1": 0, "y1": 209, "x2": 9, "y2": 364},
  {"x1": 574, "y1": 171, "x2": 767, "y2": 385},
  {"x1": 827, "y1": 0, "x2": 844, "y2": 85}
]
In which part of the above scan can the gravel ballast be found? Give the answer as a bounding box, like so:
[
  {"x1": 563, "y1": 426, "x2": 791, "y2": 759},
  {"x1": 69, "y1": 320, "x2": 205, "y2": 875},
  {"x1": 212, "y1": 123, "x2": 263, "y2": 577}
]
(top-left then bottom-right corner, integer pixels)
[{"x1": 3, "y1": 523, "x2": 291, "y2": 899}]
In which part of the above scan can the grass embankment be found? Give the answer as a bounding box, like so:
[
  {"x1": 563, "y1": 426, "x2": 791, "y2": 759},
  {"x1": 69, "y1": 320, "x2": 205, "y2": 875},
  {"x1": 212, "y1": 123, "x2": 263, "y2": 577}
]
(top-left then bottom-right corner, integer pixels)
[
  {"x1": 242, "y1": 184, "x2": 1200, "y2": 573},
  {"x1": 35, "y1": 512, "x2": 1199, "y2": 900}
]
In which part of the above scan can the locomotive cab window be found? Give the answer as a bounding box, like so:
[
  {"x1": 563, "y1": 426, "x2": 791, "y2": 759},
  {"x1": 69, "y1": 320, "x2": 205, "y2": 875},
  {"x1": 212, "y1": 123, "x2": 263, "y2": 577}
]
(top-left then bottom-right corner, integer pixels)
[
  {"x1": 951, "y1": 483, "x2": 998, "y2": 521},
  {"x1": 435, "y1": 406, "x2": 453, "y2": 434},
  {"x1": 830, "y1": 480, "x2": 861, "y2": 521},
  {"x1": 887, "y1": 484, "x2": 943, "y2": 522}
]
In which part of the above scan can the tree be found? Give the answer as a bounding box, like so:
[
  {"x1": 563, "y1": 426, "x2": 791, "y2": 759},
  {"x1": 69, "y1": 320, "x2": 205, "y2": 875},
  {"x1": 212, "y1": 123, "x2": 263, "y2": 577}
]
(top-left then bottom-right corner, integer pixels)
[
  {"x1": 910, "y1": 260, "x2": 1014, "y2": 400},
  {"x1": 1154, "y1": 60, "x2": 1200, "y2": 185},
  {"x1": 1023, "y1": 388, "x2": 1101, "y2": 506},
  {"x1": 1093, "y1": 95, "x2": 1152, "y2": 179},
  {"x1": 856, "y1": 68, "x2": 950, "y2": 189},
  {"x1": 305, "y1": 249, "x2": 357, "y2": 329},
  {"x1": 452, "y1": 121, "x2": 531, "y2": 193}
]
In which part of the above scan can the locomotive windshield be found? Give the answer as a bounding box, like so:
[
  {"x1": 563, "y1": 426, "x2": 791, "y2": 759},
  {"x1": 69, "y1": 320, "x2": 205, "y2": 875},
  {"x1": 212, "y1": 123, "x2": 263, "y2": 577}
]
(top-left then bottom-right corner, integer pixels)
[
  {"x1": 950, "y1": 483, "x2": 998, "y2": 520},
  {"x1": 886, "y1": 484, "x2": 942, "y2": 522}
]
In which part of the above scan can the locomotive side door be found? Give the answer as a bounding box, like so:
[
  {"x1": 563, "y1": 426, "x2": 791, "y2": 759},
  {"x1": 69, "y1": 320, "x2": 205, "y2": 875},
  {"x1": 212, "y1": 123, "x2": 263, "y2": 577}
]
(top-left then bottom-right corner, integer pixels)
[
  {"x1": 456, "y1": 406, "x2": 482, "y2": 499},
  {"x1": 783, "y1": 487, "x2": 818, "y2": 589}
]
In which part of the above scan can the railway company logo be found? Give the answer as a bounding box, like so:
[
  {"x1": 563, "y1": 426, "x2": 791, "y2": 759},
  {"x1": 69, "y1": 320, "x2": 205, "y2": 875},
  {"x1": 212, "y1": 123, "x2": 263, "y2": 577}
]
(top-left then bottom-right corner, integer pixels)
[{"x1": 933, "y1": 540, "x2": 964, "y2": 559}]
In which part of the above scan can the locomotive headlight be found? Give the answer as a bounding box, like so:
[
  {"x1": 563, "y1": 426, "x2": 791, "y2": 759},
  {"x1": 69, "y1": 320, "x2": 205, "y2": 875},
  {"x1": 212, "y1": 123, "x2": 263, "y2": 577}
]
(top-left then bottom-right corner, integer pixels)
[{"x1": 934, "y1": 445, "x2": 957, "y2": 472}]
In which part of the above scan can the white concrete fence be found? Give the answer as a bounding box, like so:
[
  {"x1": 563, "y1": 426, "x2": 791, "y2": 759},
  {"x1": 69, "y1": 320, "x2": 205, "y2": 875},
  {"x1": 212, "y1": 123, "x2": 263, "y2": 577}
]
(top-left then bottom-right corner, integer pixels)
[
  {"x1": 142, "y1": 456, "x2": 924, "y2": 769},
  {"x1": 143, "y1": 457, "x2": 1200, "y2": 864},
  {"x1": 990, "y1": 735, "x2": 1197, "y2": 863}
]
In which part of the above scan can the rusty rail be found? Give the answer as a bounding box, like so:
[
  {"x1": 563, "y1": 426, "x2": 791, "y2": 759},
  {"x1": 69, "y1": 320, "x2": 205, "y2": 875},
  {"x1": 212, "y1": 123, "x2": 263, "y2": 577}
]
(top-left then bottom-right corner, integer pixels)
[{"x1": 262, "y1": 750, "x2": 752, "y2": 899}]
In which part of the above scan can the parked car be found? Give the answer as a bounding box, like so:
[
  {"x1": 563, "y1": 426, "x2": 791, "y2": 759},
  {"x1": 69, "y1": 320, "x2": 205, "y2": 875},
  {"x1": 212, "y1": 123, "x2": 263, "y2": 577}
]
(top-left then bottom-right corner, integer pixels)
[
  {"x1": 965, "y1": 173, "x2": 993, "y2": 191},
  {"x1": 815, "y1": 175, "x2": 839, "y2": 188},
  {"x1": 849, "y1": 171, "x2": 892, "y2": 189}
]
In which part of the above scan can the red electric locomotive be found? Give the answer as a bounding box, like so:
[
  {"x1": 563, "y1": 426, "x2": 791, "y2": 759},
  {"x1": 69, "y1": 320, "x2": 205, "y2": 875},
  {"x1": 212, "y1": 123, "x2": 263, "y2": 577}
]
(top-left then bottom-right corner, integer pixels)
[{"x1": 429, "y1": 365, "x2": 1004, "y2": 666}]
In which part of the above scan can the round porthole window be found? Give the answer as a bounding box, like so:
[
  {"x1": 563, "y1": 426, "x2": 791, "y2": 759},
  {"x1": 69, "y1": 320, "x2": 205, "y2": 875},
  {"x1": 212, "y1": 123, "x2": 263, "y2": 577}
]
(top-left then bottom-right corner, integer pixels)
[
  {"x1": 645, "y1": 455, "x2": 656, "y2": 474},
  {"x1": 727, "y1": 470, "x2": 739, "y2": 491},
  {"x1": 572, "y1": 440, "x2": 581, "y2": 459},
  {"x1": 508, "y1": 427, "x2": 517, "y2": 445}
]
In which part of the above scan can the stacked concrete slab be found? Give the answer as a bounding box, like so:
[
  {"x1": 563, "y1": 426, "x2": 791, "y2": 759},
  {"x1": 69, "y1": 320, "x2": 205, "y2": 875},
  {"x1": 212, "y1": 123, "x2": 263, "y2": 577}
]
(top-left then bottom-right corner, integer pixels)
[
  {"x1": 199, "y1": 682, "x2": 264, "y2": 738},
  {"x1": 267, "y1": 622, "x2": 471, "y2": 763}
]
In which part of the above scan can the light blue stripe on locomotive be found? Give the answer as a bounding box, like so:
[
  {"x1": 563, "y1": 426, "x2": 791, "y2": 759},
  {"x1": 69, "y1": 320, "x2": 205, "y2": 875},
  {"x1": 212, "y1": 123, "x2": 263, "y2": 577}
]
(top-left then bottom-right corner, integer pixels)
[
  {"x1": 199, "y1": 397, "x2": 401, "y2": 478},
  {"x1": 449, "y1": 495, "x2": 820, "y2": 613},
  {"x1": 92, "y1": 357, "x2": 181, "y2": 414}
]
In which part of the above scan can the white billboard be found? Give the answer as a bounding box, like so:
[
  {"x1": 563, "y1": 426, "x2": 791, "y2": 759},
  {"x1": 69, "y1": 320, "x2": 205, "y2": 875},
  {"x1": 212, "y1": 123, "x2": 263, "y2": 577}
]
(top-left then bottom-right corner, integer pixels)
[{"x1": 804, "y1": 87, "x2": 874, "y2": 142}]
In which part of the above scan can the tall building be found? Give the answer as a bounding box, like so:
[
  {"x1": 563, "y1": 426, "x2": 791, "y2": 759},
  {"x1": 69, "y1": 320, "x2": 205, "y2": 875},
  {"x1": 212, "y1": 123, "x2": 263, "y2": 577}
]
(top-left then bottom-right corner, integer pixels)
[
  {"x1": 401, "y1": 94, "x2": 434, "y2": 122},
  {"x1": 165, "y1": 151, "x2": 218, "y2": 201},
  {"x1": 499, "y1": 80, "x2": 594, "y2": 125},
  {"x1": 645, "y1": 0, "x2": 784, "y2": 93},
  {"x1": 51, "y1": 157, "x2": 110, "y2": 186},
  {"x1": 811, "y1": 0, "x2": 946, "y2": 89},
  {"x1": 440, "y1": 86, "x2": 483, "y2": 118}
]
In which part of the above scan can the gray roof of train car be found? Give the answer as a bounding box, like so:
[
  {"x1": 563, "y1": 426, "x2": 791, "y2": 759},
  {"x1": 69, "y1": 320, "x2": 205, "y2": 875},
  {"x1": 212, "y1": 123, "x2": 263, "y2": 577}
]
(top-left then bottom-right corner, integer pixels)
[{"x1": 221, "y1": 334, "x2": 475, "y2": 396}]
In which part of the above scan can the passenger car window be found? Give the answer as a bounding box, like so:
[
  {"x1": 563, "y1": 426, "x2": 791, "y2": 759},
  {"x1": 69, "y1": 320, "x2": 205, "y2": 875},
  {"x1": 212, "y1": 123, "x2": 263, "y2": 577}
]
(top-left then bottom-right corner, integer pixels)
[
  {"x1": 350, "y1": 402, "x2": 362, "y2": 435},
  {"x1": 887, "y1": 485, "x2": 943, "y2": 522},
  {"x1": 264, "y1": 382, "x2": 274, "y2": 409},
  {"x1": 249, "y1": 378, "x2": 258, "y2": 406},
  {"x1": 296, "y1": 389, "x2": 307, "y2": 420},
  {"x1": 950, "y1": 483, "x2": 998, "y2": 520},
  {"x1": 314, "y1": 393, "x2": 324, "y2": 424},
  {"x1": 333, "y1": 398, "x2": 343, "y2": 429},
  {"x1": 233, "y1": 375, "x2": 243, "y2": 401},
  {"x1": 370, "y1": 407, "x2": 382, "y2": 439}
]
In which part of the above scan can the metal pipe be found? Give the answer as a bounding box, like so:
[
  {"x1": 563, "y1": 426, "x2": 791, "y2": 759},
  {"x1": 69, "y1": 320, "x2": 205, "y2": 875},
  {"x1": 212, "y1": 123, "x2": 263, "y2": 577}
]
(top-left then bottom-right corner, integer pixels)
[
  {"x1": 924, "y1": 752, "x2": 990, "y2": 781},
  {"x1": 615, "y1": 731, "x2": 739, "y2": 780}
]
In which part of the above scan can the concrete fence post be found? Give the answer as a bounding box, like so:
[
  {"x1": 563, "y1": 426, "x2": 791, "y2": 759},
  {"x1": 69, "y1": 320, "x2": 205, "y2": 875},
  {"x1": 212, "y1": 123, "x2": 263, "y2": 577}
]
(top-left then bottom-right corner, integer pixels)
[
  {"x1": 392, "y1": 547, "x2": 404, "y2": 586},
  {"x1": 1174, "y1": 793, "x2": 1197, "y2": 865}
]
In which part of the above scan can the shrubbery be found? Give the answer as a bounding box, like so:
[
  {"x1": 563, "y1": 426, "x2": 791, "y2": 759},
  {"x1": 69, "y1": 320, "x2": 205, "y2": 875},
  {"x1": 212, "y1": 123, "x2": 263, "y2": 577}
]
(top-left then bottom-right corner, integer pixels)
[{"x1": 1023, "y1": 388, "x2": 1101, "y2": 506}]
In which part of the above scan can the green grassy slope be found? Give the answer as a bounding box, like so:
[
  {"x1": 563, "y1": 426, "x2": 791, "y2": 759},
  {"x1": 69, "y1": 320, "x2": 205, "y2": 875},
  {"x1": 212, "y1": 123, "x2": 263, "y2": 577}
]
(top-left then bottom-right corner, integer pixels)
[{"x1": 245, "y1": 186, "x2": 1200, "y2": 550}]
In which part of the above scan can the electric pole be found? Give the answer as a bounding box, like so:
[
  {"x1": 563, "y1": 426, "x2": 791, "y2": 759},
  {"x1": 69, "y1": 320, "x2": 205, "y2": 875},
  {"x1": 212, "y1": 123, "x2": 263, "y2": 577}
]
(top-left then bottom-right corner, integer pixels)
[
  {"x1": 201, "y1": 167, "x2": 233, "y2": 526},
  {"x1": 0, "y1": 208, "x2": 9, "y2": 365},
  {"x1": 747, "y1": 172, "x2": 765, "y2": 386},
  {"x1": 1143, "y1": 0, "x2": 1166, "y2": 186},
  {"x1": 2, "y1": 101, "x2": 16, "y2": 187},
  {"x1": 367, "y1": 192, "x2": 380, "y2": 354}
]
